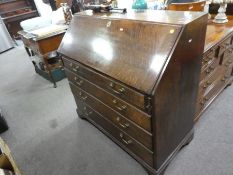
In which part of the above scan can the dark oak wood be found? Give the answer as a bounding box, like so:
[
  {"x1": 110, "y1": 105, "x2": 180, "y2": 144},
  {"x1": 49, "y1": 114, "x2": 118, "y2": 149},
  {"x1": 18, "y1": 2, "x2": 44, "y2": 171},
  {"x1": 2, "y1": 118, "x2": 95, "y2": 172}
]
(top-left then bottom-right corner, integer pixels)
[
  {"x1": 69, "y1": 82, "x2": 153, "y2": 150},
  {"x1": 66, "y1": 69, "x2": 152, "y2": 132},
  {"x1": 58, "y1": 10, "x2": 208, "y2": 175},
  {"x1": 63, "y1": 57, "x2": 149, "y2": 111},
  {"x1": 18, "y1": 30, "x2": 66, "y2": 87},
  {"x1": 167, "y1": 1, "x2": 206, "y2": 11},
  {"x1": 75, "y1": 98, "x2": 154, "y2": 167},
  {"x1": 0, "y1": 0, "x2": 38, "y2": 39},
  {"x1": 195, "y1": 17, "x2": 233, "y2": 121}
]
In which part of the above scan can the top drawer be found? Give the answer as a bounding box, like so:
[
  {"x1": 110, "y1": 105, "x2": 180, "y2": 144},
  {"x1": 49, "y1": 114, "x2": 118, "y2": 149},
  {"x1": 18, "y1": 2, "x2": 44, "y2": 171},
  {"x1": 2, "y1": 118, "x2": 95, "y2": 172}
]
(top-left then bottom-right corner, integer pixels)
[{"x1": 62, "y1": 56, "x2": 151, "y2": 112}]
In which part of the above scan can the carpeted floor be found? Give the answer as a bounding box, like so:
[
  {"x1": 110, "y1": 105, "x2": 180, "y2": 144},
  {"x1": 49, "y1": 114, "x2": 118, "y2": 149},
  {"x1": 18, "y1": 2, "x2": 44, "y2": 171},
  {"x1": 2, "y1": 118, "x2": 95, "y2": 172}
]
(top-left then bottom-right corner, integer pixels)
[{"x1": 0, "y1": 46, "x2": 233, "y2": 175}]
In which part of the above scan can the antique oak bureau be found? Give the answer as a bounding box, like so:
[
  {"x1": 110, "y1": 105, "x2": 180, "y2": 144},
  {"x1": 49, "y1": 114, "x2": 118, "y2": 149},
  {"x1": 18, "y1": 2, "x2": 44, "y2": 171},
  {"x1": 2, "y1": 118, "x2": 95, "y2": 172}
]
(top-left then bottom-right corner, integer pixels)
[
  {"x1": 58, "y1": 11, "x2": 208, "y2": 175},
  {"x1": 195, "y1": 17, "x2": 233, "y2": 121}
]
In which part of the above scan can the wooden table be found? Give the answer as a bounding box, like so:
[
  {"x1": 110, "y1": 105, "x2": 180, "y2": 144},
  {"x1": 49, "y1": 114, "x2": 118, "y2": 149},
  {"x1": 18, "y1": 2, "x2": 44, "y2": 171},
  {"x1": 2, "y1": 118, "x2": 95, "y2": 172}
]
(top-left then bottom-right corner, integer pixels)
[
  {"x1": 196, "y1": 16, "x2": 233, "y2": 121},
  {"x1": 18, "y1": 29, "x2": 67, "y2": 87}
]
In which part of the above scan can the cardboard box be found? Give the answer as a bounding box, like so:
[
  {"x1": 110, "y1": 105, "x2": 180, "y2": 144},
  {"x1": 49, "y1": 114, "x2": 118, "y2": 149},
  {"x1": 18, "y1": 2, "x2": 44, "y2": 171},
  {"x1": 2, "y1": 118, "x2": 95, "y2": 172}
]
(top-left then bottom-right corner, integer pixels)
[
  {"x1": 0, "y1": 154, "x2": 14, "y2": 172},
  {"x1": 0, "y1": 138, "x2": 22, "y2": 175}
]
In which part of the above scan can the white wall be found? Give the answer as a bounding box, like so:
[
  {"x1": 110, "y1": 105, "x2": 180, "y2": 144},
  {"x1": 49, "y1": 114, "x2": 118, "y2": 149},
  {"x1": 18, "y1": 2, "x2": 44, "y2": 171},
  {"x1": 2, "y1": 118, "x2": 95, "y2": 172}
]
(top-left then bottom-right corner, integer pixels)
[
  {"x1": 34, "y1": 0, "x2": 52, "y2": 16},
  {"x1": 117, "y1": 0, "x2": 134, "y2": 9}
]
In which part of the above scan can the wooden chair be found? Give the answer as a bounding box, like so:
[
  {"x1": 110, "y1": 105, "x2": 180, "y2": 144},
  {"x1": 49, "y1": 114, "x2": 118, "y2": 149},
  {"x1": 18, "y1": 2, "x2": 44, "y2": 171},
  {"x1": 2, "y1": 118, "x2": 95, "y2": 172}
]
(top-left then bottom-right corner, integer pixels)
[{"x1": 167, "y1": 1, "x2": 206, "y2": 12}]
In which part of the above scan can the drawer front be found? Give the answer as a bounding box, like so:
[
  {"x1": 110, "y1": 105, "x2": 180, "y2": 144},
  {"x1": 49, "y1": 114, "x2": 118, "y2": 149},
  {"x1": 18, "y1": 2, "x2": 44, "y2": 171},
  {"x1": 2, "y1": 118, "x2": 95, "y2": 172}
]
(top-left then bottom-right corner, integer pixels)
[
  {"x1": 202, "y1": 46, "x2": 219, "y2": 68},
  {"x1": 196, "y1": 65, "x2": 232, "y2": 119},
  {"x1": 75, "y1": 98, "x2": 154, "y2": 166},
  {"x1": 198, "y1": 67, "x2": 222, "y2": 101},
  {"x1": 223, "y1": 46, "x2": 233, "y2": 64},
  {"x1": 219, "y1": 36, "x2": 233, "y2": 56},
  {"x1": 65, "y1": 69, "x2": 151, "y2": 131},
  {"x1": 221, "y1": 64, "x2": 233, "y2": 83},
  {"x1": 63, "y1": 57, "x2": 150, "y2": 112},
  {"x1": 200, "y1": 56, "x2": 220, "y2": 81},
  {"x1": 70, "y1": 82, "x2": 152, "y2": 149},
  {"x1": 223, "y1": 48, "x2": 233, "y2": 66},
  {"x1": 201, "y1": 68, "x2": 230, "y2": 106}
]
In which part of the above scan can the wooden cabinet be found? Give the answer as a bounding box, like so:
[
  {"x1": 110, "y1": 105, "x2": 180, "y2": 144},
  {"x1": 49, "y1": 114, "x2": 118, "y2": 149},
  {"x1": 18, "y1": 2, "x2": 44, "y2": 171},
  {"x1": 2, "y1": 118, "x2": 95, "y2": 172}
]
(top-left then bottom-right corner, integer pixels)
[
  {"x1": 58, "y1": 11, "x2": 208, "y2": 175},
  {"x1": 195, "y1": 18, "x2": 233, "y2": 121},
  {"x1": 0, "y1": 0, "x2": 38, "y2": 39}
]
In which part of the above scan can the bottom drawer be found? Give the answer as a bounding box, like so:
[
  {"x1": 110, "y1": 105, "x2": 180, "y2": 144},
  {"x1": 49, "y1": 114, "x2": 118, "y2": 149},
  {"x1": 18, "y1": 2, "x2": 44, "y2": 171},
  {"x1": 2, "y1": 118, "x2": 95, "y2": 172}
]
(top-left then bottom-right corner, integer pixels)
[
  {"x1": 195, "y1": 68, "x2": 231, "y2": 119},
  {"x1": 75, "y1": 97, "x2": 154, "y2": 167}
]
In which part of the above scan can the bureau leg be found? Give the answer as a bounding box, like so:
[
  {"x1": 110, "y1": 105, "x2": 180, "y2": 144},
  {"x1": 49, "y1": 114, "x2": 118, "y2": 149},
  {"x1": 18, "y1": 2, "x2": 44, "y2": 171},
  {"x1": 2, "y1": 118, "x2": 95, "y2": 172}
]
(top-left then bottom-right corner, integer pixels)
[
  {"x1": 76, "y1": 108, "x2": 86, "y2": 120},
  {"x1": 182, "y1": 130, "x2": 194, "y2": 148},
  {"x1": 147, "y1": 169, "x2": 165, "y2": 175},
  {"x1": 25, "y1": 47, "x2": 31, "y2": 57}
]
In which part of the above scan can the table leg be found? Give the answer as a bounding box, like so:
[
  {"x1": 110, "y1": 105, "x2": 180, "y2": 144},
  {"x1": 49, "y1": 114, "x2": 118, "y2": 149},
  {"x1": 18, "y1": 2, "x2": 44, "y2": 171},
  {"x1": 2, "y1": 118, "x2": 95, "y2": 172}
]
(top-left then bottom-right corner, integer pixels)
[
  {"x1": 25, "y1": 47, "x2": 31, "y2": 56},
  {"x1": 43, "y1": 55, "x2": 57, "y2": 88}
]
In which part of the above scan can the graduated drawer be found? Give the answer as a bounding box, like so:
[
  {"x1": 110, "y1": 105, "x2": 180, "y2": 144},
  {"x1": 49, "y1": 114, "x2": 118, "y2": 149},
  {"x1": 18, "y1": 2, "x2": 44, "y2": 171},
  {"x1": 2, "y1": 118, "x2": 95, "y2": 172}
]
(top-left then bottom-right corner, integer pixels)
[
  {"x1": 65, "y1": 69, "x2": 152, "y2": 132},
  {"x1": 62, "y1": 57, "x2": 151, "y2": 113},
  {"x1": 199, "y1": 67, "x2": 230, "y2": 108},
  {"x1": 219, "y1": 36, "x2": 233, "y2": 56},
  {"x1": 200, "y1": 55, "x2": 220, "y2": 81},
  {"x1": 75, "y1": 98, "x2": 154, "y2": 167},
  {"x1": 202, "y1": 46, "x2": 219, "y2": 69},
  {"x1": 222, "y1": 48, "x2": 233, "y2": 66},
  {"x1": 198, "y1": 67, "x2": 223, "y2": 101},
  {"x1": 70, "y1": 82, "x2": 152, "y2": 150},
  {"x1": 221, "y1": 64, "x2": 233, "y2": 83}
]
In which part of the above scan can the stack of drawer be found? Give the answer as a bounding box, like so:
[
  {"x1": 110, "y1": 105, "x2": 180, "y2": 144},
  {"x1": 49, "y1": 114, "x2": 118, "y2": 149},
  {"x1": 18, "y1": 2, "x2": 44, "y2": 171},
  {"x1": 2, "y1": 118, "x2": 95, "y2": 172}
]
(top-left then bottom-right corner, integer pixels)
[
  {"x1": 196, "y1": 34, "x2": 233, "y2": 120},
  {"x1": 63, "y1": 56, "x2": 154, "y2": 167}
]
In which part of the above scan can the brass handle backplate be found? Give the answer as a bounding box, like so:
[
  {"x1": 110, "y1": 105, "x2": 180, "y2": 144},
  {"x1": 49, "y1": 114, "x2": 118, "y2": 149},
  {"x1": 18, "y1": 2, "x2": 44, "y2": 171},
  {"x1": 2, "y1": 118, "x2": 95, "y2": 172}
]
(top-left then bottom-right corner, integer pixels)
[
  {"x1": 116, "y1": 117, "x2": 130, "y2": 129},
  {"x1": 109, "y1": 82, "x2": 125, "y2": 95},
  {"x1": 74, "y1": 77, "x2": 83, "y2": 86},
  {"x1": 79, "y1": 91, "x2": 87, "y2": 100},
  {"x1": 83, "y1": 106, "x2": 92, "y2": 116},
  {"x1": 113, "y1": 99, "x2": 127, "y2": 111},
  {"x1": 119, "y1": 132, "x2": 132, "y2": 145}
]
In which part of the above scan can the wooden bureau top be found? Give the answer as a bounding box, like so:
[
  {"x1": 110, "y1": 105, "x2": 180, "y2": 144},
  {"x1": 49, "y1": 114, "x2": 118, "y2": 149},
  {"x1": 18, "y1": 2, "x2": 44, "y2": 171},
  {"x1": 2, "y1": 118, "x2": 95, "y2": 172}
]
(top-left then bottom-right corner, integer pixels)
[
  {"x1": 205, "y1": 16, "x2": 233, "y2": 52},
  {"x1": 59, "y1": 10, "x2": 207, "y2": 94},
  {"x1": 76, "y1": 10, "x2": 206, "y2": 25}
]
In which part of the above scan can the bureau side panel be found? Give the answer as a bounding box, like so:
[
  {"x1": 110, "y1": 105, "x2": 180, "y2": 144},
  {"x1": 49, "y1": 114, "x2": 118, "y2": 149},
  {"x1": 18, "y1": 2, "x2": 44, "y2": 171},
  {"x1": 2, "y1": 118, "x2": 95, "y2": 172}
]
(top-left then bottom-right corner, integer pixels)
[{"x1": 152, "y1": 14, "x2": 208, "y2": 171}]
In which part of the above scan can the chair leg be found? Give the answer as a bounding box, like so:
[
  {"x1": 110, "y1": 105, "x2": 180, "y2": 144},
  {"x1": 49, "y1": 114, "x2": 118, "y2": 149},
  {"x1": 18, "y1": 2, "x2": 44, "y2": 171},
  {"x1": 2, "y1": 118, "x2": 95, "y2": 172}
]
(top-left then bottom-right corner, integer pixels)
[{"x1": 25, "y1": 47, "x2": 31, "y2": 57}]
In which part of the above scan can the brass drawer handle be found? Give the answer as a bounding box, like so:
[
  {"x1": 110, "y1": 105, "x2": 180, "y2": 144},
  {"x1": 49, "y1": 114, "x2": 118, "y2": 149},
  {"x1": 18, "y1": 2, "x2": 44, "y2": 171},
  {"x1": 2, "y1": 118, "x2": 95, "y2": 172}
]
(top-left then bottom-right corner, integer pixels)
[
  {"x1": 79, "y1": 91, "x2": 87, "y2": 100},
  {"x1": 119, "y1": 133, "x2": 132, "y2": 145},
  {"x1": 200, "y1": 101, "x2": 205, "y2": 106},
  {"x1": 74, "y1": 77, "x2": 84, "y2": 86},
  {"x1": 205, "y1": 67, "x2": 214, "y2": 74},
  {"x1": 116, "y1": 117, "x2": 130, "y2": 129},
  {"x1": 109, "y1": 82, "x2": 125, "y2": 95},
  {"x1": 72, "y1": 65, "x2": 80, "y2": 72},
  {"x1": 200, "y1": 97, "x2": 209, "y2": 106},
  {"x1": 113, "y1": 99, "x2": 127, "y2": 111},
  {"x1": 203, "y1": 81, "x2": 211, "y2": 89},
  {"x1": 83, "y1": 106, "x2": 92, "y2": 116}
]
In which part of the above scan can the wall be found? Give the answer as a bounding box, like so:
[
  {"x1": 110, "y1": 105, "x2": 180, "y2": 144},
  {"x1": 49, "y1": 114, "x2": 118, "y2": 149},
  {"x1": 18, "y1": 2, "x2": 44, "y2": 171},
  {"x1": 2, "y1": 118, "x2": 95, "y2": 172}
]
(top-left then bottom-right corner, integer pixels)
[{"x1": 33, "y1": 0, "x2": 52, "y2": 16}]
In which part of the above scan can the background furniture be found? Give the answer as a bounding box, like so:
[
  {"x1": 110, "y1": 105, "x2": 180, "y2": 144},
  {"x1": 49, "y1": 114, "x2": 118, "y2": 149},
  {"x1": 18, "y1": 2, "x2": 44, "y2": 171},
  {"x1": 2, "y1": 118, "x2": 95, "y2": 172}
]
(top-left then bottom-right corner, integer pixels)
[
  {"x1": 165, "y1": 2, "x2": 233, "y2": 121},
  {"x1": 167, "y1": 0, "x2": 206, "y2": 11},
  {"x1": 195, "y1": 16, "x2": 233, "y2": 120},
  {"x1": 209, "y1": 3, "x2": 233, "y2": 15},
  {"x1": 59, "y1": 11, "x2": 208, "y2": 175},
  {"x1": 0, "y1": 0, "x2": 38, "y2": 39},
  {"x1": 18, "y1": 25, "x2": 67, "y2": 87},
  {"x1": 0, "y1": 17, "x2": 13, "y2": 53}
]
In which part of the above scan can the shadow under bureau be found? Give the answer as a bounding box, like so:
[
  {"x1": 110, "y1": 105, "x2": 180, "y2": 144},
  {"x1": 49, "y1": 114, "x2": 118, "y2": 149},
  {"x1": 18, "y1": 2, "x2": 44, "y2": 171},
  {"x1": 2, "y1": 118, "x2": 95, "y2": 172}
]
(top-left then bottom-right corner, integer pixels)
[{"x1": 58, "y1": 10, "x2": 208, "y2": 175}]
